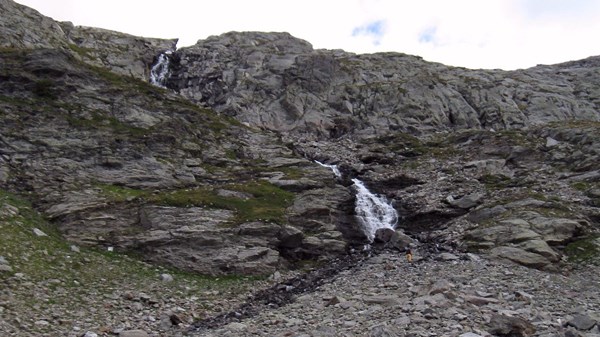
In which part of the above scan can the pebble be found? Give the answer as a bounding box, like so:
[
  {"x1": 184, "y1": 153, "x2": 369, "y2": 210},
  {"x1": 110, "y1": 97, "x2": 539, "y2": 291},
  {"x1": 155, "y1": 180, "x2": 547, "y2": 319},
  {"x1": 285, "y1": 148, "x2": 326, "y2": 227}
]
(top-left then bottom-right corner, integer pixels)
[
  {"x1": 32, "y1": 228, "x2": 47, "y2": 237},
  {"x1": 160, "y1": 273, "x2": 174, "y2": 282}
]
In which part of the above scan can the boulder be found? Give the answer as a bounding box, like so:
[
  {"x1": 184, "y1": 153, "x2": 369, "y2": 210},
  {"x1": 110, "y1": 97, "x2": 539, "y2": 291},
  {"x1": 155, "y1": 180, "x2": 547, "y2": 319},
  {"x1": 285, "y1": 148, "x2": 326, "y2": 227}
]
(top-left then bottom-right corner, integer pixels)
[
  {"x1": 487, "y1": 314, "x2": 536, "y2": 337},
  {"x1": 490, "y1": 246, "x2": 551, "y2": 269},
  {"x1": 374, "y1": 228, "x2": 395, "y2": 243},
  {"x1": 528, "y1": 216, "x2": 583, "y2": 245},
  {"x1": 567, "y1": 315, "x2": 597, "y2": 331},
  {"x1": 447, "y1": 193, "x2": 484, "y2": 209},
  {"x1": 516, "y1": 240, "x2": 561, "y2": 262}
]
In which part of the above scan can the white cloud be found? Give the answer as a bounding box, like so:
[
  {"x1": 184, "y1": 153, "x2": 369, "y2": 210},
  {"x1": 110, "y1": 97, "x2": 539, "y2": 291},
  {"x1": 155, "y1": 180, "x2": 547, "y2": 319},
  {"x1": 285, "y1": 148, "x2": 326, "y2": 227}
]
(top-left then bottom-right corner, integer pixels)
[{"x1": 13, "y1": 0, "x2": 600, "y2": 70}]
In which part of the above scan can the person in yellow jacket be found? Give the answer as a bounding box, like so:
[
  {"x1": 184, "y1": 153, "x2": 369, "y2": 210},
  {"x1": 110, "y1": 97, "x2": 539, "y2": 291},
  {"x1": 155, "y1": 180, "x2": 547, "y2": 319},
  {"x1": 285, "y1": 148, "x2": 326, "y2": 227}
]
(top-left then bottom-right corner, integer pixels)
[{"x1": 406, "y1": 248, "x2": 413, "y2": 263}]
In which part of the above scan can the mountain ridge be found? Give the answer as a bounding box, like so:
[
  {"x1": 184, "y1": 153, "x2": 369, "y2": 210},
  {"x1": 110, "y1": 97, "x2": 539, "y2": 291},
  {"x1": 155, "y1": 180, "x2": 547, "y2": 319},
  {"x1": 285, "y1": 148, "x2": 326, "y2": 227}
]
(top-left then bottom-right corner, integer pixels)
[{"x1": 1, "y1": 1, "x2": 599, "y2": 335}]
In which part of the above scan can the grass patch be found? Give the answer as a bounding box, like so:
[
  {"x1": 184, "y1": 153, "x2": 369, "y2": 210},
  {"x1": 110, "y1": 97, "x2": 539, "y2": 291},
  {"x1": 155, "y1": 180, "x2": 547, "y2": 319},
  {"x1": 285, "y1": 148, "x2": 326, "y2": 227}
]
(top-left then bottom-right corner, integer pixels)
[
  {"x1": 369, "y1": 133, "x2": 428, "y2": 157},
  {"x1": 565, "y1": 236, "x2": 600, "y2": 264},
  {"x1": 0, "y1": 94, "x2": 32, "y2": 106},
  {"x1": 66, "y1": 111, "x2": 148, "y2": 136},
  {"x1": 67, "y1": 43, "x2": 94, "y2": 59},
  {"x1": 32, "y1": 79, "x2": 57, "y2": 100},
  {"x1": 478, "y1": 174, "x2": 514, "y2": 189},
  {"x1": 95, "y1": 179, "x2": 295, "y2": 225},
  {"x1": 369, "y1": 132, "x2": 459, "y2": 159},
  {"x1": 0, "y1": 188, "x2": 266, "y2": 311},
  {"x1": 96, "y1": 184, "x2": 148, "y2": 202},
  {"x1": 148, "y1": 180, "x2": 294, "y2": 225},
  {"x1": 247, "y1": 165, "x2": 306, "y2": 180}
]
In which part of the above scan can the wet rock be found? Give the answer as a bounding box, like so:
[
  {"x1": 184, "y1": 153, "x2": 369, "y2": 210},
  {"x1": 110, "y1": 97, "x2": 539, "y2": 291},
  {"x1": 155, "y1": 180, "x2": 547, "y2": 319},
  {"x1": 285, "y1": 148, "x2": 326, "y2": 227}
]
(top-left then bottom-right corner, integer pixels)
[{"x1": 374, "y1": 228, "x2": 395, "y2": 243}]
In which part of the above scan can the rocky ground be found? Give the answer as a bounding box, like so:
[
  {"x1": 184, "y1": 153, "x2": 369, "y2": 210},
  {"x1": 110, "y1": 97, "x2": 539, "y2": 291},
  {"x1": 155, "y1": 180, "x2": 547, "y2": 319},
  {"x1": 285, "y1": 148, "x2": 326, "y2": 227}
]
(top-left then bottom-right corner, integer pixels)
[
  {"x1": 3, "y1": 229, "x2": 599, "y2": 337},
  {"x1": 2, "y1": 185, "x2": 599, "y2": 337},
  {"x1": 0, "y1": 194, "x2": 279, "y2": 337},
  {"x1": 192, "y1": 249, "x2": 600, "y2": 337}
]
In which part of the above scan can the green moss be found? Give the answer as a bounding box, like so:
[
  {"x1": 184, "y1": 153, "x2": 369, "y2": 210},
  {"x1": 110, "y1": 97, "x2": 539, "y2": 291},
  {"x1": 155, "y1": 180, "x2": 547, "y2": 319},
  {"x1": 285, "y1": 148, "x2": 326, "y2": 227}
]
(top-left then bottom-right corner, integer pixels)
[
  {"x1": 33, "y1": 79, "x2": 57, "y2": 100},
  {"x1": 246, "y1": 165, "x2": 306, "y2": 180},
  {"x1": 148, "y1": 180, "x2": 294, "y2": 225},
  {"x1": 225, "y1": 148, "x2": 238, "y2": 160},
  {"x1": 571, "y1": 181, "x2": 599, "y2": 206},
  {"x1": 572, "y1": 181, "x2": 590, "y2": 191},
  {"x1": 273, "y1": 166, "x2": 305, "y2": 179},
  {"x1": 67, "y1": 44, "x2": 94, "y2": 59},
  {"x1": 66, "y1": 112, "x2": 148, "y2": 136},
  {"x1": 565, "y1": 236, "x2": 600, "y2": 264},
  {"x1": 370, "y1": 133, "x2": 426, "y2": 157},
  {"x1": 478, "y1": 174, "x2": 513, "y2": 189},
  {"x1": 96, "y1": 184, "x2": 148, "y2": 202},
  {"x1": 0, "y1": 188, "x2": 265, "y2": 310},
  {"x1": 0, "y1": 94, "x2": 31, "y2": 106}
]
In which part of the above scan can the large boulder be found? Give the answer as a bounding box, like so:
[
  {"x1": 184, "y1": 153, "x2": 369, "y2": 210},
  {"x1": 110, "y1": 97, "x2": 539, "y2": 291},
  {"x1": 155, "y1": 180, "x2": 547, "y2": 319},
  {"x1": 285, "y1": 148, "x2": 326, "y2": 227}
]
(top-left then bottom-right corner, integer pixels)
[{"x1": 489, "y1": 246, "x2": 552, "y2": 269}]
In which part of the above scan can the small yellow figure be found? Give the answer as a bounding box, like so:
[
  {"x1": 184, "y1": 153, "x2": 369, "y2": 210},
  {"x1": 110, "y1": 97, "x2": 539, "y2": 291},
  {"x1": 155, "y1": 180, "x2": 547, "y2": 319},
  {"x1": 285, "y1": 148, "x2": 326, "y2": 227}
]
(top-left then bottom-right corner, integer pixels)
[{"x1": 406, "y1": 248, "x2": 413, "y2": 263}]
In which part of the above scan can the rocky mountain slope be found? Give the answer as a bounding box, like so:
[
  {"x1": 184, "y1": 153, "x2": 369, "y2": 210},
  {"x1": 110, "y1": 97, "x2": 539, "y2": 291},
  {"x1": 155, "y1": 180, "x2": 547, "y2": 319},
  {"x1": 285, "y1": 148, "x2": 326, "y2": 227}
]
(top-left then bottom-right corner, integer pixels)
[
  {"x1": 1, "y1": 0, "x2": 599, "y2": 336},
  {"x1": 167, "y1": 31, "x2": 599, "y2": 138}
]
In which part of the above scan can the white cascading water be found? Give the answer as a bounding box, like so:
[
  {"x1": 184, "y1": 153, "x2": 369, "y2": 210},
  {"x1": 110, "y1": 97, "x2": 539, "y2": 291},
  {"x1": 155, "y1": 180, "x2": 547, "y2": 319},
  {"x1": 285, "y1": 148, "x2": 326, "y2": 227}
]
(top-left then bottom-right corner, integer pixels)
[
  {"x1": 315, "y1": 160, "x2": 342, "y2": 178},
  {"x1": 316, "y1": 161, "x2": 398, "y2": 242},
  {"x1": 351, "y1": 178, "x2": 398, "y2": 242},
  {"x1": 150, "y1": 51, "x2": 172, "y2": 88}
]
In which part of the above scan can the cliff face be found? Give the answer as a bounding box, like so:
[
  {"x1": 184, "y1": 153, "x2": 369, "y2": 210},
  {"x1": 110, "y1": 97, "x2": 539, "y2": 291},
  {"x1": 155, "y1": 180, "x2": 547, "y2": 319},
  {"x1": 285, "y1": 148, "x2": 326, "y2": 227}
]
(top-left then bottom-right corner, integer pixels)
[
  {"x1": 0, "y1": 46, "x2": 359, "y2": 275},
  {"x1": 167, "y1": 31, "x2": 599, "y2": 138},
  {"x1": 0, "y1": 1, "x2": 358, "y2": 276},
  {"x1": 1, "y1": 0, "x2": 599, "y2": 278},
  {"x1": 0, "y1": 0, "x2": 176, "y2": 80}
]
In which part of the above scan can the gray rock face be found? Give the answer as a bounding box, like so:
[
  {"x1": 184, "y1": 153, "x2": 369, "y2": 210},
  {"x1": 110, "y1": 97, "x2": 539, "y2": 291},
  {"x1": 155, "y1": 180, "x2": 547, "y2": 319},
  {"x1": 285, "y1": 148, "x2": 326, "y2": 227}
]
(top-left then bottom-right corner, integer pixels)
[
  {"x1": 1, "y1": 0, "x2": 599, "y2": 278},
  {"x1": 0, "y1": 0, "x2": 176, "y2": 81},
  {"x1": 167, "y1": 31, "x2": 600, "y2": 138},
  {"x1": 0, "y1": 0, "x2": 69, "y2": 49},
  {"x1": 0, "y1": 40, "x2": 358, "y2": 275},
  {"x1": 59, "y1": 23, "x2": 177, "y2": 81}
]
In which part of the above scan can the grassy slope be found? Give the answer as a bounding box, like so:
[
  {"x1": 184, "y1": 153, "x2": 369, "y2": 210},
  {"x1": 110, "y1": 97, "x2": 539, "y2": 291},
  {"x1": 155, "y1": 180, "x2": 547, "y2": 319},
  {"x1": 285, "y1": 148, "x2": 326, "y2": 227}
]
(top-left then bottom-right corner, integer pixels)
[{"x1": 0, "y1": 189, "x2": 270, "y2": 335}]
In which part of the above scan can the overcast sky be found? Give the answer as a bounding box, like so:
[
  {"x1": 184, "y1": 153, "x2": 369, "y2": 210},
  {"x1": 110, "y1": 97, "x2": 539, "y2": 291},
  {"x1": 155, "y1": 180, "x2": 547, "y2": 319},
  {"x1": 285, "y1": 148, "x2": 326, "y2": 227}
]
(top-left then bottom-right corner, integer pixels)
[{"x1": 14, "y1": 0, "x2": 600, "y2": 70}]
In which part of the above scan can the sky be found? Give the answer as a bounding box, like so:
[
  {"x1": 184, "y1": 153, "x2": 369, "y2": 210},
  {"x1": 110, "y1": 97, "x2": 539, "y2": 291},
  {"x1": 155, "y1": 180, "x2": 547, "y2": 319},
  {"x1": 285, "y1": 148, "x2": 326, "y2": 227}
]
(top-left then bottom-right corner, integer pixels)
[{"x1": 14, "y1": 0, "x2": 600, "y2": 70}]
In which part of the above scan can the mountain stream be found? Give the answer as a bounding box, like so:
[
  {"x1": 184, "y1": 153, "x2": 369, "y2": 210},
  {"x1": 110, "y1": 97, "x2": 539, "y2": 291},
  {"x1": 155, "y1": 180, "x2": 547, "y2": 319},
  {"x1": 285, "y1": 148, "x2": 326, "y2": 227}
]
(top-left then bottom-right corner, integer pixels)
[
  {"x1": 316, "y1": 161, "x2": 398, "y2": 242},
  {"x1": 150, "y1": 51, "x2": 172, "y2": 88}
]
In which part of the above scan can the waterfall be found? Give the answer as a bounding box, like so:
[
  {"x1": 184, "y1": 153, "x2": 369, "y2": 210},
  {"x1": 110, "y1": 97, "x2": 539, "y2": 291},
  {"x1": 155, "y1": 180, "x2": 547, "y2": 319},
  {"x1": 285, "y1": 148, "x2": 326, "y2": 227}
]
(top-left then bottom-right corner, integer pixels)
[
  {"x1": 315, "y1": 160, "x2": 342, "y2": 178},
  {"x1": 150, "y1": 51, "x2": 172, "y2": 88},
  {"x1": 351, "y1": 178, "x2": 398, "y2": 242},
  {"x1": 315, "y1": 161, "x2": 398, "y2": 242}
]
